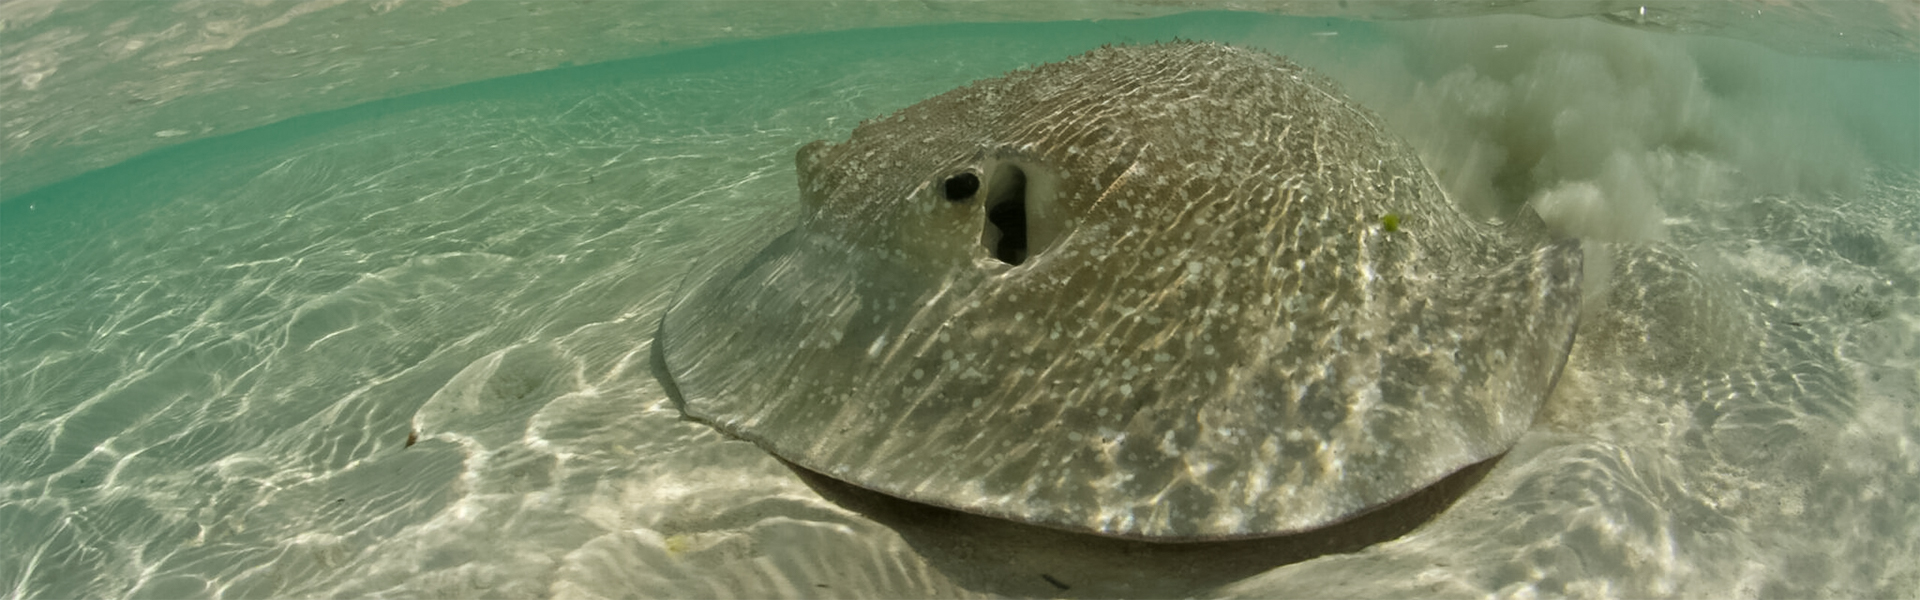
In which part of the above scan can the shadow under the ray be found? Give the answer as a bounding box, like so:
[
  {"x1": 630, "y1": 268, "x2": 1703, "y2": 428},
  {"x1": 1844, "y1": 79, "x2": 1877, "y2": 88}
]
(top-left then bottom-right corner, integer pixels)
[{"x1": 783, "y1": 454, "x2": 1499, "y2": 599}]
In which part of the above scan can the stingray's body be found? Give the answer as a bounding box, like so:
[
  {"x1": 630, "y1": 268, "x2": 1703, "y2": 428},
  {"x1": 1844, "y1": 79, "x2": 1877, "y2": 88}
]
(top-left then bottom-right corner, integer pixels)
[{"x1": 656, "y1": 42, "x2": 1582, "y2": 540}]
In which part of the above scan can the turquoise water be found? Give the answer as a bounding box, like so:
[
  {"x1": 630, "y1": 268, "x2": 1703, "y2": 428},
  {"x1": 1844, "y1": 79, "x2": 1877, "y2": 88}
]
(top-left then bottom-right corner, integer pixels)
[{"x1": 3, "y1": 7, "x2": 1918, "y2": 599}]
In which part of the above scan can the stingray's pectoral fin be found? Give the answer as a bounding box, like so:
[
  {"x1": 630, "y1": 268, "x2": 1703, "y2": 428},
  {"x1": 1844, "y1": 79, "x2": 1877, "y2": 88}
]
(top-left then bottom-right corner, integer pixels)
[
  {"x1": 1456, "y1": 239, "x2": 1585, "y2": 411},
  {"x1": 1391, "y1": 238, "x2": 1585, "y2": 457},
  {"x1": 1376, "y1": 239, "x2": 1586, "y2": 480}
]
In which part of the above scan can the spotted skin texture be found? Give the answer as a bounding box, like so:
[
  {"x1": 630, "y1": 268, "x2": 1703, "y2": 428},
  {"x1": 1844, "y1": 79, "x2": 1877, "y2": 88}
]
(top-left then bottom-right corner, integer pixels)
[{"x1": 657, "y1": 42, "x2": 1583, "y2": 540}]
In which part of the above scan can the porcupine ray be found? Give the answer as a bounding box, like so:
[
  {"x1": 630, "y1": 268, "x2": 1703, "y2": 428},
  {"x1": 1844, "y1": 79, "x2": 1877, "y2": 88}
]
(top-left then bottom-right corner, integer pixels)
[{"x1": 654, "y1": 41, "x2": 1583, "y2": 541}]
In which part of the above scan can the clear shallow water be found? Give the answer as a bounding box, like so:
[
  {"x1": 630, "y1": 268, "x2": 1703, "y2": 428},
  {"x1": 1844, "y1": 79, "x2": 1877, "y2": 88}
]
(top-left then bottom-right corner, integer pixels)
[{"x1": 2, "y1": 7, "x2": 1917, "y2": 600}]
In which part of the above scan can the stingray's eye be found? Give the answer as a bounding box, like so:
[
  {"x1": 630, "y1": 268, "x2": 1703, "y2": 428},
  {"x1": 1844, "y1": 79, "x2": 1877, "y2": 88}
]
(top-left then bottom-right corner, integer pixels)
[{"x1": 942, "y1": 172, "x2": 980, "y2": 202}]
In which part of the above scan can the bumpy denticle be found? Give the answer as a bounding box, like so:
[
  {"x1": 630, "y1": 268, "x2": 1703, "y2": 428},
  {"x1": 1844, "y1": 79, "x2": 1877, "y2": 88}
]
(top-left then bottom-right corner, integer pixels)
[{"x1": 657, "y1": 41, "x2": 1584, "y2": 540}]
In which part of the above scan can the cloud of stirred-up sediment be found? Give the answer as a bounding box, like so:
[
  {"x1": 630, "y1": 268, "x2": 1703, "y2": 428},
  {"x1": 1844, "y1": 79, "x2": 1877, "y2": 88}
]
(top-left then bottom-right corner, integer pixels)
[{"x1": 1291, "y1": 16, "x2": 1917, "y2": 243}]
